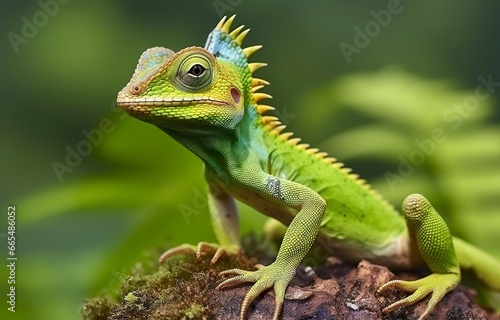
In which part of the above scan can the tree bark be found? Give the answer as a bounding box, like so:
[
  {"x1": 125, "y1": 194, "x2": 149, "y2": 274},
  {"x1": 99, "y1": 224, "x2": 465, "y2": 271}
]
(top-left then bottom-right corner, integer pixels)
[{"x1": 82, "y1": 252, "x2": 499, "y2": 320}]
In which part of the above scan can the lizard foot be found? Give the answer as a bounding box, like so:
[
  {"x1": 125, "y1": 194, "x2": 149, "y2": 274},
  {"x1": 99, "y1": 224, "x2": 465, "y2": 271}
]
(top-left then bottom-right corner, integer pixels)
[
  {"x1": 377, "y1": 273, "x2": 459, "y2": 320},
  {"x1": 158, "y1": 242, "x2": 237, "y2": 264},
  {"x1": 216, "y1": 262, "x2": 295, "y2": 320}
]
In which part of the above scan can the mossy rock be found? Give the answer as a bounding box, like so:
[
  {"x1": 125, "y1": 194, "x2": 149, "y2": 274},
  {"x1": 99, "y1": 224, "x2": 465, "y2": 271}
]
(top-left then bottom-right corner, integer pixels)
[{"x1": 82, "y1": 245, "x2": 498, "y2": 320}]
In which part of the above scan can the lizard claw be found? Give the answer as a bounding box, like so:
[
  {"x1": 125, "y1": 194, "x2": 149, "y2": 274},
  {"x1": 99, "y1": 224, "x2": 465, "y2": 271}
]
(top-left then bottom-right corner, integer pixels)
[
  {"x1": 377, "y1": 273, "x2": 459, "y2": 320},
  {"x1": 195, "y1": 241, "x2": 229, "y2": 263},
  {"x1": 217, "y1": 262, "x2": 295, "y2": 320},
  {"x1": 158, "y1": 243, "x2": 197, "y2": 264},
  {"x1": 158, "y1": 242, "x2": 236, "y2": 264}
]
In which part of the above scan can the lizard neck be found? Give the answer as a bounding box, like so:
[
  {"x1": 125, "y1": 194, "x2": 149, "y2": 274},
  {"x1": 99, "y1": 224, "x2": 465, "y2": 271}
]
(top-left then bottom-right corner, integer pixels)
[{"x1": 154, "y1": 106, "x2": 262, "y2": 176}]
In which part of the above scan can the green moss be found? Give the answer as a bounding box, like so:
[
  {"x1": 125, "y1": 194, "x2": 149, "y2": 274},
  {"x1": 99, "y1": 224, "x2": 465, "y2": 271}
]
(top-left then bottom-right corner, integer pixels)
[
  {"x1": 81, "y1": 248, "x2": 257, "y2": 320},
  {"x1": 124, "y1": 292, "x2": 138, "y2": 304},
  {"x1": 181, "y1": 303, "x2": 207, "y2": 320},
  {"x1": 81, "y1": 297, "x2": 114, "y2": 320}
]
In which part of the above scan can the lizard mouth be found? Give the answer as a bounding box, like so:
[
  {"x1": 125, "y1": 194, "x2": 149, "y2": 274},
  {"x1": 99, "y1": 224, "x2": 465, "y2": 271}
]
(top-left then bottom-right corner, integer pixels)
[
  {"x1": 116, "y1": 95, "x2": 233, "y2": 122},
  {"x1": 117, "y1": 96, "x2": 228, "y2": 108}
]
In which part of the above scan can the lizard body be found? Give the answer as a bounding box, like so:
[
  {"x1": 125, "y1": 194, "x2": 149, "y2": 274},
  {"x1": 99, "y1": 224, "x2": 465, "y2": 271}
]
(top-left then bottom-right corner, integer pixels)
[{"x1": 117, "y1": 16, "x2": 500, "y2": 320}]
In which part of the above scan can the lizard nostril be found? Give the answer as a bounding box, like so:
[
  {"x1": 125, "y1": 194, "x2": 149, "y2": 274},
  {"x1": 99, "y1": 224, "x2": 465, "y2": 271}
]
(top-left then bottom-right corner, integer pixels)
[{"x1": 230, "y1": 87, "x2": 241, "y2": 104}]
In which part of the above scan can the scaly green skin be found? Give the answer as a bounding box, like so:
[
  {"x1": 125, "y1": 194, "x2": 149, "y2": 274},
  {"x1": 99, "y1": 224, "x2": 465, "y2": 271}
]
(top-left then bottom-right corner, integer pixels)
[{"x1": 117, "y1": 16, "x2": 500, "y2": 320}]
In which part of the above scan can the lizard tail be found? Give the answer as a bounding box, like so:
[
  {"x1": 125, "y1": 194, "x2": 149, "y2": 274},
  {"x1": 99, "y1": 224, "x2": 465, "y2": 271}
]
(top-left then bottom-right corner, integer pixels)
[{"x1": 453, "y1": 237, "x2": 500, "y2": 290}]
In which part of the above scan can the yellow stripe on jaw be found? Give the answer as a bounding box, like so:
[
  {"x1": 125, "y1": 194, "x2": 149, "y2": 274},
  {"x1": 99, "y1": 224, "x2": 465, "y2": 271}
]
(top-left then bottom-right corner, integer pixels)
[{"x1": 117, "y1": 96, "x2": 227, "y2": 107}]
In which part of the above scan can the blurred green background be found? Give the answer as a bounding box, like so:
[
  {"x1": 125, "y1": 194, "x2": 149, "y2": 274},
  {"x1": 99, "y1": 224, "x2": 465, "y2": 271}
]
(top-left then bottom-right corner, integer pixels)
[{"x1": 1, "y1": 1, "x2": 500, "y2": 319}]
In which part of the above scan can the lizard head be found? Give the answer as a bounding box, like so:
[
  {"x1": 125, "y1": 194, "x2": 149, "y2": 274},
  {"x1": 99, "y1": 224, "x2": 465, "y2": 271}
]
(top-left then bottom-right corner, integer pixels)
[{"x1": 117, "y1": 15, "x2": 269, "y2": 134}]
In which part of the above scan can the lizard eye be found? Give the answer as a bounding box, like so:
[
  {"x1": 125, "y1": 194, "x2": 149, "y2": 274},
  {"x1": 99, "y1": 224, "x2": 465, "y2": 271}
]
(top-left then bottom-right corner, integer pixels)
[
  {"x1": 188, "y1": 64, "x2": 206, "y2": 78},
  {"x1": 176, "y1": 53, "x2": 212, "y2": 90}
]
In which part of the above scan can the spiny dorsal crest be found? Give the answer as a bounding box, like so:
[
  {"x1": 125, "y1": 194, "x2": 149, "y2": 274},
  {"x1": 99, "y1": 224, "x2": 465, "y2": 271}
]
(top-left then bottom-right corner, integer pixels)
[
  {"x1": 205, "y1": 17, "x2": 391, "y2": 207},
  {"x1": 205, "y1": 16, "x2": 272, "y2": 112}
]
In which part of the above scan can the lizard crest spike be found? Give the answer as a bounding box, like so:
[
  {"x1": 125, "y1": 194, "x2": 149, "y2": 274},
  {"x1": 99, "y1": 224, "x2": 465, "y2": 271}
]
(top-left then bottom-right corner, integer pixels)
[
  {"x1": 235, "y1": 29, "x2": 250, "y2": 45},
  {"x1": 229, "y1": 25, "x2": 245, "y2": 39},
  {"x1": 215, "y1": 16, "x2": 226, "y2": 29},
  {"x1": 272, "y1": 124, "x2": 287, "y2": 134},
  {"x1": 248, "y1": 62, "x2": 267, "y2": 73},
  {"x1": 256, "y1": 104, "x2": 275, "y2": 114},
  {"x1": 252, "y1": 78, "x2": 270, "y2": 87},
  {"x1": 253, "y1": 92, "x2": 272, "y2": 102},
  {"x1": 243, "y1": 45, "x2": 263, "y2": 58},
  {"x1": 251, "y1": 85, "x2": 265, "y2": 93},
  {"x1": 220, "y1": 15, "x2": 235, "y2": 33},
  {"x1": 280, "y1": 132, "x2": 294, "y2": 140},
  {"x1": 204, "y1": 15, "x2": 272, "y2": 116},
  {"x1": 261, "y1": 116, "x2": 279, "y2": 124}
]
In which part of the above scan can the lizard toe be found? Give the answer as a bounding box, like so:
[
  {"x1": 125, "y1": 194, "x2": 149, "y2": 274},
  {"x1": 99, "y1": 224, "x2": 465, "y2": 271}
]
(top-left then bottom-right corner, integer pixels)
[
  {"x1": 158, "y1": 243, "x2": 197, "y2": 264},
  {"x1": 218, "y1": 263, "x2": 295, "y2": 320},
  {"x1": 378, "y1": 273, "x2": 459, "y2": 320}
]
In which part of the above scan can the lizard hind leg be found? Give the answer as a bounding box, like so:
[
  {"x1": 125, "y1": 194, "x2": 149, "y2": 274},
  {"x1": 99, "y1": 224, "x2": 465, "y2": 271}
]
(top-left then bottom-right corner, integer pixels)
[{"x1": 378, "y1": 193, "x2": 461, "y2": 320}]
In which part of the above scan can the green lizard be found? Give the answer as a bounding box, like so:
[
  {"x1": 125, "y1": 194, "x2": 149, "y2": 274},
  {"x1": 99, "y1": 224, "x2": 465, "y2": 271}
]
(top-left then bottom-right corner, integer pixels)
[{"x1": 117, "y1": 15, "x2": 500, "y2": 320}]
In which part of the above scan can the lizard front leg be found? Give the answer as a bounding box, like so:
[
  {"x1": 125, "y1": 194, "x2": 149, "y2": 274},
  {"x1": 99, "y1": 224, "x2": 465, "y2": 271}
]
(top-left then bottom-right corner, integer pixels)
[
  {"x1": 217, "y1": 169, "x2": 326, "y2": 320},
  {"x1": 159, "y1": 167, "x2": 241, "y2": 264},
  {"x1": 378, "y1": 193, "x2": 461, "y2": 320}
]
